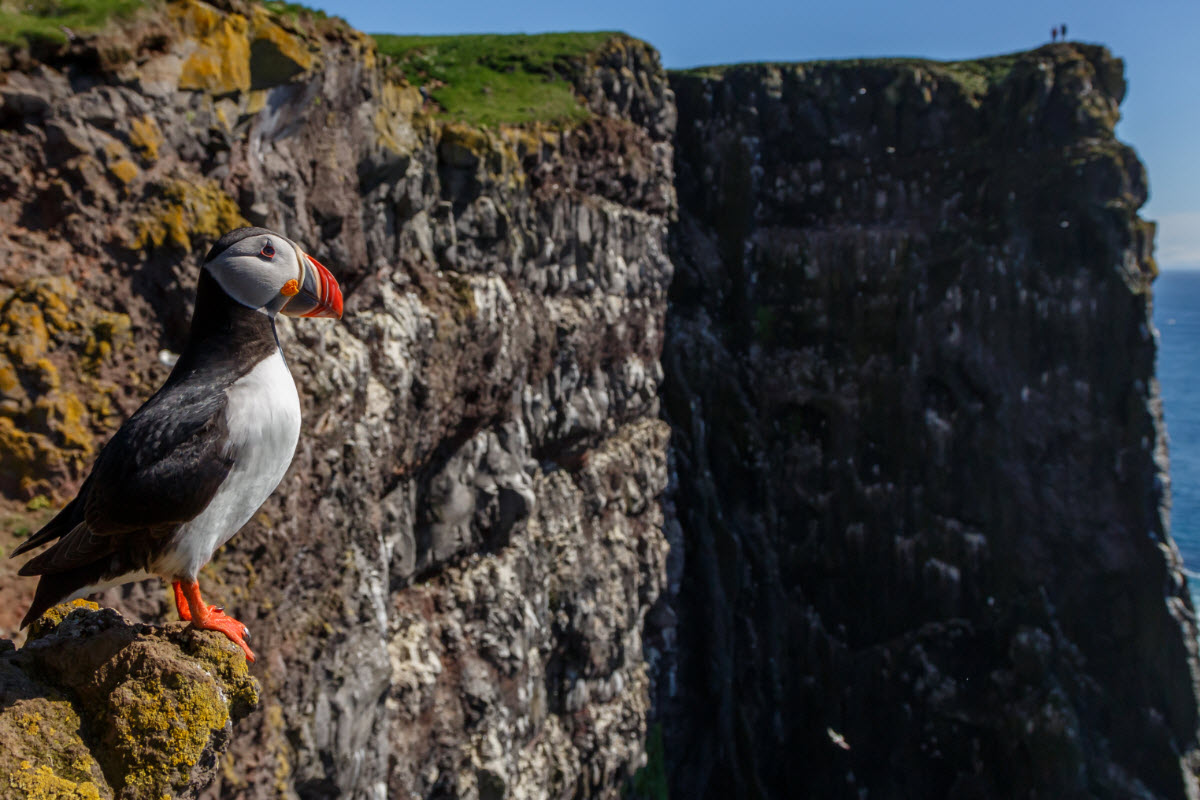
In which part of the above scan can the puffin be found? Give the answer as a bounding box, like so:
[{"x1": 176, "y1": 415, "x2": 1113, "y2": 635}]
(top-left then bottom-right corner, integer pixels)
[{"x1": 10, "y1": 227, "x2": 343, "y2": 662}]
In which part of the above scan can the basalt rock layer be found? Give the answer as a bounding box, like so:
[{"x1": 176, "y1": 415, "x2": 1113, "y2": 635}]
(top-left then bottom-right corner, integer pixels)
[
  {"x1": 0, "y1": 3, "x2": 1196, "y2": 799},
  {"x1": 659, "y1": 46, "x2": 1200, "y2": 799},
  {"x1": 1, "y1": 2, "x2": 672, "y2": 798}
]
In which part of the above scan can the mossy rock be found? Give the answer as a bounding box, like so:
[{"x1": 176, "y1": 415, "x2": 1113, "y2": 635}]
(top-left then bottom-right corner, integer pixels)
[
  {"x1": 249, "y1": 5, "x2": 314, "y2": 89},
  {"x1": 0, "y1": 279, "x2": 132, "y2": 495},
  {"x1": 6, "y1": 605, "x2": 260, "y2": 799},
  {"x1": 132, "y1": 176, "x2": 248, "y2": 251}
]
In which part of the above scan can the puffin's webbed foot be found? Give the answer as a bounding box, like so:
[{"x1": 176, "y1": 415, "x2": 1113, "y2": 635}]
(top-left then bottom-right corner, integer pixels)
[{"x1": 175, "y1": 579, "x2": 256, "y2": 662}]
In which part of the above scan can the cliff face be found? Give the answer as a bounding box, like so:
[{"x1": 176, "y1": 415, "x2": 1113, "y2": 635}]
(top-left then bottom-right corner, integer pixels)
[
  {"x1": 660, "y1": 45, "x2": 1200, "y2": 799},
  {"x1": 1, "y1": 2, "x2": 673, "y2": 797},
  {"x1": 1, "y1": 3, "x2": 1197, "y2": 799}
]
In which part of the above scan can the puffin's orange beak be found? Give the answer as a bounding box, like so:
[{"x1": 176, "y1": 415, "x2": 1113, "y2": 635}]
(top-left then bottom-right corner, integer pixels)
[{"x1": 282, "y1": 252, "x2": 343, "y2": 319}]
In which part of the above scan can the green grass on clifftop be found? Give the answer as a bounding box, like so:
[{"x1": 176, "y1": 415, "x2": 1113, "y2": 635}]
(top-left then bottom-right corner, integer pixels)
[
  {"x1": 0, "y1": 0, "x2": 148, "y2": 47},
  {"x1": 260, "y1": 0, "x2": 328, "y2": 20},
  {"x1": 675, "y1": 49, "x2": 1040, "y2": 107},
  {"x1": 373, "y1": 31, "x2": 616, "y2": 126}
]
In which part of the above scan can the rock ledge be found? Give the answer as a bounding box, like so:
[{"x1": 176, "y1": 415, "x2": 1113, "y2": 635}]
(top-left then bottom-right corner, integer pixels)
[{"x1": 0, "y1": 600, "x2": 259, "y2": 800}]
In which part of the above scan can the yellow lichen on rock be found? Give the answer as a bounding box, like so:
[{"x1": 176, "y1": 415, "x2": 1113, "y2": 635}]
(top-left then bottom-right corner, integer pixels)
[
  {"x1": 133, "y1": 178, "x2": 247, "y2": 251},
  {"x1": 249, "y1": 7, "x2": 314, "y2": 88},
  {"x1": 128, "y1": 116, "x2": 162, "y2": 163},
  {"x1": 32, "y1": 391, "x2": 92, "y2": 453},
  {"x1": 0, "y1": 416, "x2": 40, "y2": 483},
  {"x1": 439, "y1": 121, "x2": 492, "y2": 166},
  {"x1": 7, "y1": 761, "x2": 105, "y2": 800},
  {"x1": 106, "y1": 673, "x2": 229, "y2": 796},
  {"x1": 27, "y1": 599, "x2": 103, "y2": 640},
  {"x1": 0, "y1": 691, "x2": 110, "y2": 799},
  {"x1": 17, "y1": 711, "x2": 41, "y2": 736},
  {"x1": 33, "y1": 358, "x2": 59, "y2": 392},
  {"x1": 2, "y1": 298, "x2": 53, "y2": 367},
  {"x1": 4, "y1": 606, "x2": 261, "y2": 800},
  {"x1": 507, "y1": 124, "x2": 561, "y2": 162},
  {"x1": 436, "y1": 122, "x2": 530, "y2": 190},
  {"x1": 251, "y1": 11, "x2": 309, "y2": 65},
  {"x1": 81, "y1": 313, "x2": 132, "y2": 375},
  {"x1": 0, "y1": 357, "x2": 21, "y2": 399},
  {"x1": 373, "y1": 82, "x2": 423, "y2": 155},
  {"x1": 0, "y1": 279, "x2": 78, "y2": 348},
  {"x1": 108, "y1": 159, "x2": 139, "y2": 187},
  {"x1": 173, "y1": 1, "x2": 251, "y2": 95},
  {"x1": 245, "y1": 88, "x2": 269, "y2": 116},
  {"x1": 0, "y1": 279, "x2": 132, "y2": 493},
  {"x1": 177, "y1": 632, "x2": 260, "y2": 718}
]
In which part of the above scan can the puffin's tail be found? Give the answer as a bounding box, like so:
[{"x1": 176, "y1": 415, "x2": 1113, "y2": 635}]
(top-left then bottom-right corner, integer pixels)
[
  {"x1": 11, "y1": 491, "x2": 85, "y2": 558},
  {"x1": 17, "y1": 517, "x2": 112, "y2": 629},
  {"x1": 20, "y1": 567, "x2": 100, "y2": 628}
]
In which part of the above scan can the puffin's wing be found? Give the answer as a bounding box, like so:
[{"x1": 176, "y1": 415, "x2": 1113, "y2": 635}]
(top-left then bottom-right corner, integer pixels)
[
  {"x1": 17, "y1": 520, "x2": 114, "y2": 575},
  {"x1": 15, "y1": 387, "x2": 235, "y2": 576},
  {"x1": 84, "y1": 387, "x2": 236, "y2": 536}
]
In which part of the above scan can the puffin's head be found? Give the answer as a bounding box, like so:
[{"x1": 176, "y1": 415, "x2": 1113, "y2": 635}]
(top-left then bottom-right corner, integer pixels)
[{"x1": 202, "y1": 227, "x2": 343, "y2": 319}]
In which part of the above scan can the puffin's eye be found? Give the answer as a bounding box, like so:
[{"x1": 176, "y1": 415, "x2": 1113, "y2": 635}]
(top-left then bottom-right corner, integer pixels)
[{"x1": 260, "y1": 243, "x2": 275, "y2": 259}]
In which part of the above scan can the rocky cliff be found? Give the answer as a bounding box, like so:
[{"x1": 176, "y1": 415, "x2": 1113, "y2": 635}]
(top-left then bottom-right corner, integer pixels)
[
  {"x1": 0, "y1": 2, "x2": 1195, "y2": 799},
  {"x1": 1, "y1": 1, "x2": 672, "y2": 797},
  {"x1": 660, "y1": 46, "x2": 1200, "y2": 799}
]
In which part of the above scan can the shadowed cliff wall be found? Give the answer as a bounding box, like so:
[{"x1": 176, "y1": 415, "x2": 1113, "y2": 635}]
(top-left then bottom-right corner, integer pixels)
[{"x1": 658, "y1": 44, "x2": 1200, "y2": 799}]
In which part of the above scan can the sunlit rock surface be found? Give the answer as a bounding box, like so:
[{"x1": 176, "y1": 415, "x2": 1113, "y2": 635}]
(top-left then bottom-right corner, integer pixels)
[{"x1": 0, "y1": 2, "x2": 1195, "y2": 798}]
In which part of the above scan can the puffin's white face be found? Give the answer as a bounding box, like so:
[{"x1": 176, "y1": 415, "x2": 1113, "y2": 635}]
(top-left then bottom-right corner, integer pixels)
[{"x1": 205, "y1": 231, "x2": 342, "y2": 319}]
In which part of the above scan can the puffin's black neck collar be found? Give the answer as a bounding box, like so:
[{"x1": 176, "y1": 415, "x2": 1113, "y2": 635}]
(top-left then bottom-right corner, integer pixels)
[{"x1": 167, "y1": 270, "x2": 279, "y2": 386}]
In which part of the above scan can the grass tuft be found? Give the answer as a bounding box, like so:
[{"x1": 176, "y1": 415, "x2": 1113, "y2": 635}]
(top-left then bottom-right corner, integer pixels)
[
  {"x1": 260, "y1": 0, "x2": 326, "y2": 22},
  {"x1": 372, "y1": 31, "x2": 617, "y2": 127},
  {"x1": 0, "y1": 0, "x2": 149, "y2": 48}
]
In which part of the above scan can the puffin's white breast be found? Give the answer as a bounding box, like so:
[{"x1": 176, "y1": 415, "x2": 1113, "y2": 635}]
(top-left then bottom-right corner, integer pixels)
[{"x1": 154, "y1": 349, "x2": 301, "y2": 579}]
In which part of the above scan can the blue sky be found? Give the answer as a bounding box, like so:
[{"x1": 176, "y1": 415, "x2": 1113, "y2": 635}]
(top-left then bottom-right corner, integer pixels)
[{"x1": 326, "y1": 0, "x2": 1198, "y2": 269}]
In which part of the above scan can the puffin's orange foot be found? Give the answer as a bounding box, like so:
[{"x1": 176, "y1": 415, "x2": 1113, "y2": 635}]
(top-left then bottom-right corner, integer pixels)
[
  {"x1": 176, "y1": 579, "x2": 256, "y2": 662},
  {"x1": 192, "y1": 610, "x2": 256, "y2": 663}
]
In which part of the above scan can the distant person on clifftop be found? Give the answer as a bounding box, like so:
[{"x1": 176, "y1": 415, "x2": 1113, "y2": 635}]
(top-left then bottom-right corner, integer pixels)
[
  {"x1": 1061, "y1": 24, "x2": 1068, "y2": 40},
  {"x1": 1051, "y1": 27, "x2": 1058, "y2": 42}
]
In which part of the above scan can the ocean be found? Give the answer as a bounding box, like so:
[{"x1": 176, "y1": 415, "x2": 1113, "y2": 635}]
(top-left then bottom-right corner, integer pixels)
[{"x1": 1154, "y1": 270, "x2": 1200, "y2": 601}]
